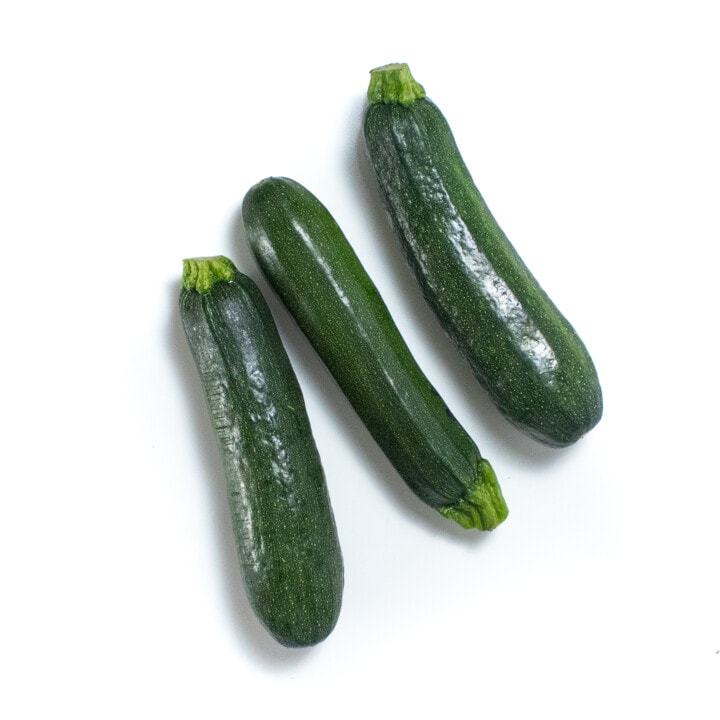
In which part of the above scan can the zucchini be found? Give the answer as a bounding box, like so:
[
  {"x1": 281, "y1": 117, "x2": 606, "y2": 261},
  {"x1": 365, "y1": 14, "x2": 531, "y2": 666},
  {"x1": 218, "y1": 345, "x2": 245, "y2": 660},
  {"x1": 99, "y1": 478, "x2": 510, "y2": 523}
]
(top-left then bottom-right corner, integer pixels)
[
  {"x1": 242, "y1": 178, "x2": 508, "y2": 531},
  {"x1": 363, "y1": 63, "x2": 602, "y2": 447},
  {"x1": 179, "y1": 256, "x2": 343, "y2": 647}
]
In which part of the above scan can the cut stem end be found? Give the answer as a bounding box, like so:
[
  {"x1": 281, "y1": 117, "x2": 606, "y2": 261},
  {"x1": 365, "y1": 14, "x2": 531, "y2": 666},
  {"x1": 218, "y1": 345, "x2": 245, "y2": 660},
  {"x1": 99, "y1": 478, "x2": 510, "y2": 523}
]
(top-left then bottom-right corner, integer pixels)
[
  {"x1": 367, "y1": 62, "x2": 426, "y2": 106},
  {"x1": 182, "y1": 256, "x2": 236, "y2": 293},
  {"x1": 439, "y1": 459, "x2": 509, "y2": 531}
]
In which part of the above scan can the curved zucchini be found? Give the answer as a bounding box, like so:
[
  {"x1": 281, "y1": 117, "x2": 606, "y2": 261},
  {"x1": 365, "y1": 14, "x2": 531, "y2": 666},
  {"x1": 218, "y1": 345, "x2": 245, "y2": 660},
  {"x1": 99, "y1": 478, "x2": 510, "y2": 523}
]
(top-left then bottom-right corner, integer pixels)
[
  {"x1": 242, "y1": 178, "x2": 507, "y2": 531},
  {"x1": 179, "y1": 256, "x2": 343, "y2": 647},
  {"x1": 363, "y1": 63, "x2": 602, "y2": 447}
]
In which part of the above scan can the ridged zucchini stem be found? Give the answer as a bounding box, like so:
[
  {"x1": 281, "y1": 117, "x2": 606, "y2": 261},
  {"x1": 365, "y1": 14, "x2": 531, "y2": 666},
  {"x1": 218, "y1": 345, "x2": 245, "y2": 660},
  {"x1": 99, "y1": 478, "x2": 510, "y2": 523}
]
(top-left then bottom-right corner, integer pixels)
[
  {"x1": 367, "y1": 63, "x2": 425, "y2": 106},
  {"x1": 438, "y1": 460, "x2": 508, "y2": 530},
  {"x1": 182, "y1": 256, "x2": 236, "y2": 294}
]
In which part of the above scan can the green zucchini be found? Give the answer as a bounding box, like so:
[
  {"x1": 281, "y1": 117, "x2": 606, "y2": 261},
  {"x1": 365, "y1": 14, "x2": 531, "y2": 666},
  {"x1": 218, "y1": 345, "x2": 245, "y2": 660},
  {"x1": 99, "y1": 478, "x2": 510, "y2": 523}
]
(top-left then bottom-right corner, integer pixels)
[
  {"x1": 363, "y1": 63, "x2": 603, "y2": 447},
  {"x1": 242, "y1": 178, "x2": 508, "y2": 531},
  {"x1": 179, "y1": 256, "x2": 343, "y2": 647}
]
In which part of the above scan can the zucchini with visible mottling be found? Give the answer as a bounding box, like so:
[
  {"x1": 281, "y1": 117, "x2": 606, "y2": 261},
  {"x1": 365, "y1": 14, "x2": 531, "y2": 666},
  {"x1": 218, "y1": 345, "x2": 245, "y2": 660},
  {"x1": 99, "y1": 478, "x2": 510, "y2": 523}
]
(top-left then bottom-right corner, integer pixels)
[
  {"x1": 364, "y1": 62, "x2": 602, "y2": 447},
  {"x1": 180, "y1": 256, "x2": 343, "y2": 647},
  {"x1": 242, "y1": 177, "x2": 508, "y2": 531}
]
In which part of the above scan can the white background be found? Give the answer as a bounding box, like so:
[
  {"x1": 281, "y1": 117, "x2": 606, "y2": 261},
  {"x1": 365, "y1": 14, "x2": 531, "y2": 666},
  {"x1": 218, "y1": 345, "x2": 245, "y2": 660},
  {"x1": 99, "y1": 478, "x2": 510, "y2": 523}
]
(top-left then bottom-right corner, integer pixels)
[{"x1": 1, "y1": 1, "x2": 718, "y2": 717}]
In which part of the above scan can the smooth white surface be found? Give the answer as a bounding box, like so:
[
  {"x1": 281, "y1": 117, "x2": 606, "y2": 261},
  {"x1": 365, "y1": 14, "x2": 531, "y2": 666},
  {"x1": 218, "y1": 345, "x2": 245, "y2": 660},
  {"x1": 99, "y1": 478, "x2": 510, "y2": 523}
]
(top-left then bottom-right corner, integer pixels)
[{"x1": 1, "y1": 1, "x2": 718, "y2": 717}]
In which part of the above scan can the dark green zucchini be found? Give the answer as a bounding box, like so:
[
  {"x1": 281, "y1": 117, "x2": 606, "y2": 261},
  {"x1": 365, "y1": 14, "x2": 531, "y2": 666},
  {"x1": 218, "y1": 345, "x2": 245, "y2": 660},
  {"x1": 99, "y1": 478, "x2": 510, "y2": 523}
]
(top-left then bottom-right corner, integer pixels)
[
  {"x1": 242, "y1": 178, "x2": 507, "y2": 531},
  {"x1": 179, "y1": 256, "x2": 343, "y2": 647},
  {"x1": 363, "y1": 63, "x2": 602, "y2": 447}
]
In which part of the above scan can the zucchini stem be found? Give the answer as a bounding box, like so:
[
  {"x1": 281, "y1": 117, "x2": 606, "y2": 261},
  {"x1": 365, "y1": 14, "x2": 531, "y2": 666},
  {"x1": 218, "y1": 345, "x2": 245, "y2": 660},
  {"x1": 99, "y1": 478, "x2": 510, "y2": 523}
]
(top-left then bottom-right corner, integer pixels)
[
  {"x1": 439, "y1": 459, "x2": 508, "y2": 531},
  {"x1": 367, "y1": 62, "x2": 425, "y2": 106},
  {"x1": 182, "y1": 256, "x2": 236, "y2": 294}
]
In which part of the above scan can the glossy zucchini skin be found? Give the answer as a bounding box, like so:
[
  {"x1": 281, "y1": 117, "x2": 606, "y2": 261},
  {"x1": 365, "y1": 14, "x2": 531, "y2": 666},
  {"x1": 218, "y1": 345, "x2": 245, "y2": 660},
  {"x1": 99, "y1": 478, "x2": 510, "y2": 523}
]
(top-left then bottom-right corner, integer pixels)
[
  {"x1": 242, "y1": 178, "x2": 508, "y2": 531},
  {"x1": 180, "y1": 256, "x2": 343, "y2": 647},
  {"x1": 363, "y1": 63, "x2": 602, "y2": 447}
]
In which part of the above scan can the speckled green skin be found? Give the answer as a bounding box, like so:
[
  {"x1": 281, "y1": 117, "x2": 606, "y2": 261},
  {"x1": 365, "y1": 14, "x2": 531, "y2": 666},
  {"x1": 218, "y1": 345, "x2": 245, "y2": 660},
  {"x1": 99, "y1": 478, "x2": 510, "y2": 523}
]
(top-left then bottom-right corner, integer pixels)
[
  {"x1": 364, "y1": 68, "x2": 603, "y2": 447},
  {"x1": 180, "y1": 257, "x2": 343, "y2": 647},
  {"x1": 242, "y1": 178, "x2": 508, "y2": 531}
]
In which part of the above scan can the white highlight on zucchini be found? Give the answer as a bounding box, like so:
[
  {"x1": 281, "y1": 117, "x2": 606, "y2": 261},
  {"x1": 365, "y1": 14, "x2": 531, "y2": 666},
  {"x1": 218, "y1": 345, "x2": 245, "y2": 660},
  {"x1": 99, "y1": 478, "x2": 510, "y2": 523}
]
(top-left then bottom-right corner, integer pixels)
[
  {"x1": 449, "y1": 213, "x2": 559, "y2": 380},
  {"x1": 401, "y1": 166, "x2": 559, "y2": 382}
]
